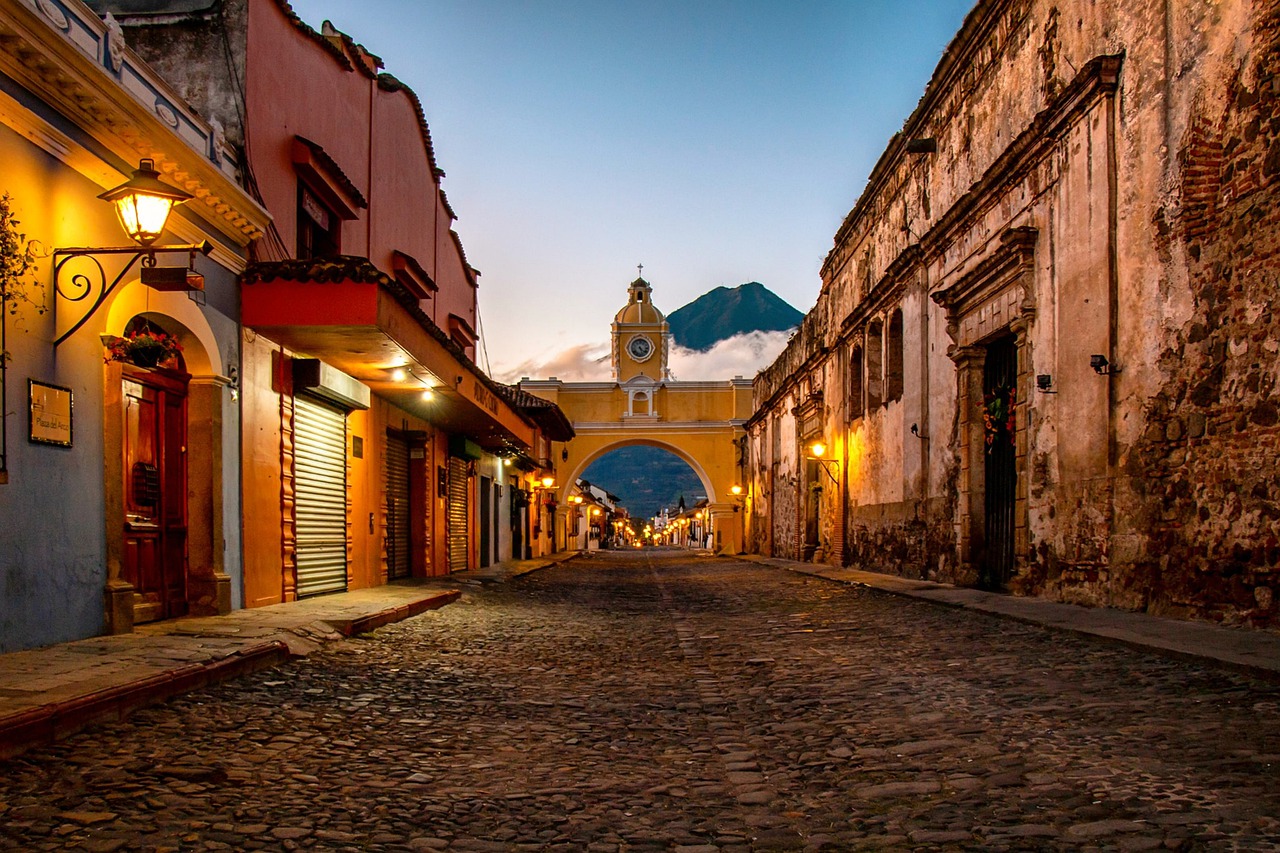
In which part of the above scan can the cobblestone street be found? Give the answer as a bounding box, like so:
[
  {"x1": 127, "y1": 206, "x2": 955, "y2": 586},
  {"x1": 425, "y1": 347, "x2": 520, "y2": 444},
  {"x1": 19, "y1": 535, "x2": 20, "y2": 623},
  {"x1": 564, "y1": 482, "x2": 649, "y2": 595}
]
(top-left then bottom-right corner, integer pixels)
[{"x1": 2, "y1": 551, "x2": 1278, "y2": 852}]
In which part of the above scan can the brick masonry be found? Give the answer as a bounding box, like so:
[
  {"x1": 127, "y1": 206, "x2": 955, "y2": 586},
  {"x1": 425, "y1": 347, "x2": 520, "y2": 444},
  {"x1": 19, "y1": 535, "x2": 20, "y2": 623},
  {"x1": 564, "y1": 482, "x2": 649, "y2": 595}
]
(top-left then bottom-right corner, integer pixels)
[{"x1": 1124, "y1": 1, "x2": 1280, "y2": 626}]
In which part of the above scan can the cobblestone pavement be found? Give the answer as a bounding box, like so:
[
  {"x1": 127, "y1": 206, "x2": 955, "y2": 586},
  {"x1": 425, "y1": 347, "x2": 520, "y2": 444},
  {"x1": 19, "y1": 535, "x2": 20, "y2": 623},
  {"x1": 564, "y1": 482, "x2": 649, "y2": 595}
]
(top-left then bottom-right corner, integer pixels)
[{"x1": 2, "y1": 551, "x2": 1279, "y2": 852}]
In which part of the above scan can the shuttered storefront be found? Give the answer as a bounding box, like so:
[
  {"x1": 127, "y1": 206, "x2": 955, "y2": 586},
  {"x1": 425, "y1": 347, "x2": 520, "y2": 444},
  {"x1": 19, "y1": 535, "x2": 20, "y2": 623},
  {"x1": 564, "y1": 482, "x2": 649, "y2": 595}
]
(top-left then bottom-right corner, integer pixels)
[
  {"x1": 294, "y1": 395, "x2": 349, "y2": 597},
  {"x1": 386, "y1": 434, "x2": 411, "y2": 580},
  {"x1": 447, "y1": 456, "x2": 469, "y2": 572}
]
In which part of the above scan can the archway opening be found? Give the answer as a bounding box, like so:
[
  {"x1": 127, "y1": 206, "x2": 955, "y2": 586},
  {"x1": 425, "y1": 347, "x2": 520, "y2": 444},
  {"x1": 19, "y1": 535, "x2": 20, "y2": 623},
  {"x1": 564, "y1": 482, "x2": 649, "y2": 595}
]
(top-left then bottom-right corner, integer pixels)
[{"x1": 581, "y1": 444, "x2": 705, "y2": 529}]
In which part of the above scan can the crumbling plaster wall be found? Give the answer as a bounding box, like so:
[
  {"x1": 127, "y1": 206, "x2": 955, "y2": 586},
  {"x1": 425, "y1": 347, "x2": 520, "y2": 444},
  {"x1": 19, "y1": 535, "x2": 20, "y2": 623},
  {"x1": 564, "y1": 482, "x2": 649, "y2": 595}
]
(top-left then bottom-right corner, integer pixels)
[
  {"x1": 99, "y1": 0, "x2": 249, "y2": 147},
  {"x1": 751, "y1": 0, "x2": 1279, "y2": 627},
  {"x1": 1118, "y1": 0, "x2": 1280, "y2": 626}
]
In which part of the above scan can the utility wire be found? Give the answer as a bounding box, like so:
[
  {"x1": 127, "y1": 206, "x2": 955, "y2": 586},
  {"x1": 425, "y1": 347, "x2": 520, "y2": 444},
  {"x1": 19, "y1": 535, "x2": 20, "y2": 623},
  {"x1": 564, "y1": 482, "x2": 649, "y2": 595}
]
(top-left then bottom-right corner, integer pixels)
[{"x1": 476, "y1": 299, "x2": 492, "y2": 376}]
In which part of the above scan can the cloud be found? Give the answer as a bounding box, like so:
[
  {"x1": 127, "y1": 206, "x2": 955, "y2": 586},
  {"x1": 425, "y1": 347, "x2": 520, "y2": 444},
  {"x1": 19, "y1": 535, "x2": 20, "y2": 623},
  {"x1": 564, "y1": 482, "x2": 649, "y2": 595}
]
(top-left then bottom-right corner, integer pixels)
[
  {"x1": 496, "y1": 342, "x2": 612, "y2": 383},
  {"x1": 491, "y1": 329, "x2": 794, "y2": 384},
  {"x1": 668, "y1": 329, "x2": 793, "y2": 381}
]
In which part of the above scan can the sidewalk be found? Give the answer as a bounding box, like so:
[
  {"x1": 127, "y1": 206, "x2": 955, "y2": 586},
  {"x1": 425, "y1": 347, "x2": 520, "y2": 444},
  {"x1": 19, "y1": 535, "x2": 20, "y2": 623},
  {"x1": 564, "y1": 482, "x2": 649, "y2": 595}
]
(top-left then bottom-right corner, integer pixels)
[
  {"x1": 434, "y1": 550, "x2": 582, "y2": 586},
  {"x1": 0, "y1": 581, "x2": 463, "y2": 760},
  {"x1": 0, "y1": 552, "x2": 584, "y2": 760},
  {"x1": 740, "y1": 554, "x2": 1280, "y2": 681}
]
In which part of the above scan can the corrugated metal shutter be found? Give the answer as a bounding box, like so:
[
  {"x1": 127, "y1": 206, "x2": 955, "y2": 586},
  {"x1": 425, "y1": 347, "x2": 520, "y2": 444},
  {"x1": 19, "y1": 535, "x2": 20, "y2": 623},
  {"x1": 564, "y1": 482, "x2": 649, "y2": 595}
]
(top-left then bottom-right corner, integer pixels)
[
  {"x1": 294, "y1": 395, "x2": 349, "y2": 597},
  {"x1": 447, "y1": 456, "x2": 469, "y2": 572},
  {"x1": 386, "y1": 434, "x2": 411, "y2": 580}
]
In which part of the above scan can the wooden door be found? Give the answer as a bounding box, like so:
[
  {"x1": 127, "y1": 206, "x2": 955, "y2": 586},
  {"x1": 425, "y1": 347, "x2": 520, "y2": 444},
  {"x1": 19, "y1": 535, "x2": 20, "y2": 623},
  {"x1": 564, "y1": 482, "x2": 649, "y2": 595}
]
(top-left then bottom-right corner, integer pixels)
[
  {"x1": 479, "y1": 476, "x2": 492, "y2": 568},
  {"x1": 122, "y1": 369, "x2": 189, "y2": 622}
]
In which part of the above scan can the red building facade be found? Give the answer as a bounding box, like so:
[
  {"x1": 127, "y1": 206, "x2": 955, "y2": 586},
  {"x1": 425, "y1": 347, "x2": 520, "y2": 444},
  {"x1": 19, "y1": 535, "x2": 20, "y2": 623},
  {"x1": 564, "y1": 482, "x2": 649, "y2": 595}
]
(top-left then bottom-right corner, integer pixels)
[{"x1": 100, "y1": 0, "x2": 567, "y2": 606}]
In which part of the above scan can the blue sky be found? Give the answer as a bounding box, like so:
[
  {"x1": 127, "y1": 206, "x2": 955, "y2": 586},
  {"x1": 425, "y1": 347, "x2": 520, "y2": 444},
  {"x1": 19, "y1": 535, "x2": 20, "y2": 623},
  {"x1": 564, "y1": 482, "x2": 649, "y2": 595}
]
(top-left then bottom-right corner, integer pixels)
[{"x1": 288, "y1": 0, "x2": 975, "y2": 381}]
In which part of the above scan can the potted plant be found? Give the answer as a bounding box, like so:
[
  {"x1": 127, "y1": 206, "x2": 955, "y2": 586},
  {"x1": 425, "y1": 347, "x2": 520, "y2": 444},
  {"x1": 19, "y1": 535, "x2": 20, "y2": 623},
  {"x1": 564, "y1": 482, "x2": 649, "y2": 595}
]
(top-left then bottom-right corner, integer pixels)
[
  {"x1": 982, "y1": 383, "x2": 1017, "y2": 452},
  {"x1": 102, "y1": 327, "x2": 183, "y2": 369}
]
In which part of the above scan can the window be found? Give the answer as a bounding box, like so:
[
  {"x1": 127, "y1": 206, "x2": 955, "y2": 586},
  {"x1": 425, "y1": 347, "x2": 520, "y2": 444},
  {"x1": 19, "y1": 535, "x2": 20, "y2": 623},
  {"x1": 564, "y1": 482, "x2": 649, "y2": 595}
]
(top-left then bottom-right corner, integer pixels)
[
  {"x1": 886, "y1": 309, "x2": 904, "y2": 403},
  {"x1": 848, "y1": 346, "x2": 864, "y2": 420},
  {"x1": 866, "y1": 320, "x2": 883, "y2": 408},
  {"x1": 297, "y1": 184, "x2": 339, "y2": 259}
]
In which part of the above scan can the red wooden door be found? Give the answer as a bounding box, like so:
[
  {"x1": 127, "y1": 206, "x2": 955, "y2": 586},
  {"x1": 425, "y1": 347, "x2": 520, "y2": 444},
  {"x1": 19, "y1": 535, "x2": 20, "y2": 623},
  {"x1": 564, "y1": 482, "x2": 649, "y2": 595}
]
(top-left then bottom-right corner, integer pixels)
[{"x1": 122, "y1": 369, "x2": 189, "y2": 622}]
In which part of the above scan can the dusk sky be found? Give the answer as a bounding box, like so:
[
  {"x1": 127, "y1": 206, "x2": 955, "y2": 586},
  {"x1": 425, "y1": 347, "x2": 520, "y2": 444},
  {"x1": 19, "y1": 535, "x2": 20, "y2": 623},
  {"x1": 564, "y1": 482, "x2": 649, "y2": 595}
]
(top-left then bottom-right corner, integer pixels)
[{"x1": 288, "y1": 0, "x2": 975, "y2": 382}]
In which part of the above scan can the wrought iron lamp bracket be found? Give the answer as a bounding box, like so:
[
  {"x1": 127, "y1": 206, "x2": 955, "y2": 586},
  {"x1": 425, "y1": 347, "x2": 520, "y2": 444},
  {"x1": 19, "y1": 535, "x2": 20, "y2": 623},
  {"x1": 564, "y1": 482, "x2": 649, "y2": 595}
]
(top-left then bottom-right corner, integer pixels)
[
  {"x1": 814, "y1": 459, "x2": 840, "y2": 485},
  {"x1": 52, "y1": 241, "x2": 211, "y2": 348}
]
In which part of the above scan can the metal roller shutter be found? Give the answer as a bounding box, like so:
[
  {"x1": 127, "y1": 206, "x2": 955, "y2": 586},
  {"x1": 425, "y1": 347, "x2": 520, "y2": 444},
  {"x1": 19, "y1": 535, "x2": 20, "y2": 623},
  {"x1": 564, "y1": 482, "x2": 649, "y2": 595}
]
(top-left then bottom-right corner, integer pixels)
[
  {"x1": 386, "y1": 434, "x2": 411, "y2": 580},
  {"x1": 294, "y1": 395, "x2": 349, "y2": 597},
  {"x1": 447, "y1": 456, "x2": 469, "y2": 572}
]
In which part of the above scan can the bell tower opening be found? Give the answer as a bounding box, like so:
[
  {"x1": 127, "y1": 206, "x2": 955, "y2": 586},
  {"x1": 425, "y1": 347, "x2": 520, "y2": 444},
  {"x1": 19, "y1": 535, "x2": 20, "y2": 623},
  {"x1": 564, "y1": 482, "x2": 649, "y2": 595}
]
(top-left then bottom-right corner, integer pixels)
[{"x1": 611, "y1": 271, "x2": 671, "y2": 382}]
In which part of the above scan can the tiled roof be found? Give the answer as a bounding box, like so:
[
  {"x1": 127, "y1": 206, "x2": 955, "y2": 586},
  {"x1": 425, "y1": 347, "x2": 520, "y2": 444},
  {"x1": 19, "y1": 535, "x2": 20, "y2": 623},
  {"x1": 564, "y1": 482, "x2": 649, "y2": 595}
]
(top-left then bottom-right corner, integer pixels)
[
  {"x1": 496, "y1": 385, "x2": 576, "y2": 441},
  {"x1": 295, "y1": 137, "x2": 368, "y2": 210}
]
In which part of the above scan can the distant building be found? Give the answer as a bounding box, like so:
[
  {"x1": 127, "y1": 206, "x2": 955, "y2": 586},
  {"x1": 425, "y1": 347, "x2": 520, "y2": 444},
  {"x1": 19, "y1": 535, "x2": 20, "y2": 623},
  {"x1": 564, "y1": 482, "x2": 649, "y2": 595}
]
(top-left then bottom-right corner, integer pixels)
[{"x1": 747, "y1": 0, "x2": 1280, "y2": 628}]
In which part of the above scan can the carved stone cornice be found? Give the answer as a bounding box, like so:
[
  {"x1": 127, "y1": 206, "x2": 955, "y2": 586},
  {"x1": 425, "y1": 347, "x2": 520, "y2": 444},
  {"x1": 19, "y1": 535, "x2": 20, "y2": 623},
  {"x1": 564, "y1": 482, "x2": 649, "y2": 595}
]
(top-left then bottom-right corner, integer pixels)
[
  {"x1": 933, "y1": 226, "x2": 1038, "y2": 319},
  {"x1": 920, "y1": 55, "x2": 1122, "y2": 260},
  {"x1": 0, "y1": 0, "x2": 270, "y2": 245}
]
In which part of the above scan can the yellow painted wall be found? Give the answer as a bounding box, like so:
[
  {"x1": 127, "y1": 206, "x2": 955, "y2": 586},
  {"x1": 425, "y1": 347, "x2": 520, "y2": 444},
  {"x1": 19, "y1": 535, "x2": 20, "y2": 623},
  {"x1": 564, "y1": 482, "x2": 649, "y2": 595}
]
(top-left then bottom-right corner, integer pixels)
[{"x1": 521, "y1": 377, "x2": 753, "y2": 553}]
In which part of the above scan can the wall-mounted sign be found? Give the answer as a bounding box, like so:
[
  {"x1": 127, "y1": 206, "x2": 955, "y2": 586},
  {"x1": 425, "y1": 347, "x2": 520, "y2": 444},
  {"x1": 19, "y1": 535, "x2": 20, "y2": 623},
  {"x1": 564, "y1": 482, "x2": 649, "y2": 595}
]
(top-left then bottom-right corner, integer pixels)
[{"x1": 29, "y1": 380, "x2": 73, "y2": 447}]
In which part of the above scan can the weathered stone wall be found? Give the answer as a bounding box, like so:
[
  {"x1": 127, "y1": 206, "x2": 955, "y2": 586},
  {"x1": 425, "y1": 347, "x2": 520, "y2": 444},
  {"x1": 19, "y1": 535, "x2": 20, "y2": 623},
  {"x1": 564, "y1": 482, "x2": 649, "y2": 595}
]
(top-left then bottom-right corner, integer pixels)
[
  {"x1": 1118, "y1": 0, "x2": 1280, "y2": 626},
  {"x1": 94, "y1": 0, "x2": 249, "y2": 146},
  {"x1": 749, "y1": 0, "x2": 1280, "y2": 629}
]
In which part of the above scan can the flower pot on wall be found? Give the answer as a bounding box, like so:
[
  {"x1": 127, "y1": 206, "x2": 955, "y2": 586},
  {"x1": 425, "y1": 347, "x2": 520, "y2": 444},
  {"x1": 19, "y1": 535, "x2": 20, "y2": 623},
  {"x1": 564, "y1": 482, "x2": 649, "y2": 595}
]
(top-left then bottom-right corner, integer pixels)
[{"x1": 101, "y1": 330, "x2": 183, "y2": 369}]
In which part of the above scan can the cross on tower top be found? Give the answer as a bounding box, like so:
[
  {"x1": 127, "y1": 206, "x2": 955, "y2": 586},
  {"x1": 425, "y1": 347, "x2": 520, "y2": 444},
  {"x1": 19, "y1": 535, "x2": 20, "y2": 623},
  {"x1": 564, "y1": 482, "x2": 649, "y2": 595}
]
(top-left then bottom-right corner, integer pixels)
[{"x1": 637, "y1": 263, "x2": 643, "y2": 278}]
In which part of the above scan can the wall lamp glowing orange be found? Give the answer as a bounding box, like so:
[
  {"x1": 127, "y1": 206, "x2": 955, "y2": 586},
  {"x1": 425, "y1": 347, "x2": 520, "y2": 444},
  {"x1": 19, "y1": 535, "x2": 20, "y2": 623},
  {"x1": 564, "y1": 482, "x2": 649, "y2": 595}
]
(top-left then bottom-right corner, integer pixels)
[
  {"x1": 805, "y1": 440, "x2": 840, "y2": 485},
  {"x1": 54, "y1": 159, "x2": 210, "y2": 348}
]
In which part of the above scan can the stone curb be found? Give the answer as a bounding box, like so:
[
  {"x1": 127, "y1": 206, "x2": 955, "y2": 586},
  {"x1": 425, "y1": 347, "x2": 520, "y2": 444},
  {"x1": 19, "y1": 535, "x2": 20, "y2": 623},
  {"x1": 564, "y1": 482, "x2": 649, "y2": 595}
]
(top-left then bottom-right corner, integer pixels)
[
  {"x1": 736, "y1": 554, "x2": 1280, "y2": 682},
  {"x1": 327, "y1": 589, "x2": 462, "y2": 637},
  {"x1": 0, "y1": 588, "x2": 464, "y2": 761},
  {"x1": 0, "y1": 640, "x2": 289, "y2": 761}
]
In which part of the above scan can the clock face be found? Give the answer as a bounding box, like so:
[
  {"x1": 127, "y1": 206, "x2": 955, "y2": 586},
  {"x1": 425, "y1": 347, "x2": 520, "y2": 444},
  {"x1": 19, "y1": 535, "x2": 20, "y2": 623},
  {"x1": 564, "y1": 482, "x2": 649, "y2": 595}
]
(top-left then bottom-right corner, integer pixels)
[{"x1": 627, "y1": 335, "x2": 654, "y2": 361}]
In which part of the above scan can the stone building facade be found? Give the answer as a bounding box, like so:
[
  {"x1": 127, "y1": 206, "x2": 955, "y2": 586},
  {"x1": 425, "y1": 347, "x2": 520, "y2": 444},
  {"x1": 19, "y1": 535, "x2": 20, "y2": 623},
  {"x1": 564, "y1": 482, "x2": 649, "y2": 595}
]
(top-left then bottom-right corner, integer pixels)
[{"x1": 747, "y1": 0, "x2": 1280, "y2": 628}]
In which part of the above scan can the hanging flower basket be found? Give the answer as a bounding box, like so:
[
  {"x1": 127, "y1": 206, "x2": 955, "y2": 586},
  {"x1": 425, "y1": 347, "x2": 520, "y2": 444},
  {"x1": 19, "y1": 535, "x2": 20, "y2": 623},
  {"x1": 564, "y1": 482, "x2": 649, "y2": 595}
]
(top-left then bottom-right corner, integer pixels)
[
  {"x1": 982, "y1": 384, "x2": 1016, "y2": 452},
  {"x1": 102, "y1": 328, "x2": 183, "y2": 369}
]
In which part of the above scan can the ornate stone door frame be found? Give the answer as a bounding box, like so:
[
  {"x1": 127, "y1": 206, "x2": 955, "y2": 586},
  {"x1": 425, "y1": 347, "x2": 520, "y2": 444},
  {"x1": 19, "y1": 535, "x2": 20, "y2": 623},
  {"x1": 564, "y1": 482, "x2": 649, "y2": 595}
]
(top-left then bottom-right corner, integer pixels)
[{"x1": 933, "y1": 227, "x2": 1037, "y2": 584}]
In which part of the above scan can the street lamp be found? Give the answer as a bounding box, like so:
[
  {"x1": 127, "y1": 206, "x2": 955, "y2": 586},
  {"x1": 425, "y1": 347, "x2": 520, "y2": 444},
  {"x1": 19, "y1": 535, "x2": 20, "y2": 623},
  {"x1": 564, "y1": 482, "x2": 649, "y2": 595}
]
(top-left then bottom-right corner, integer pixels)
[
  {"x1": 98, "y1": 158, "x2": 194, "y2": 247},
  {"x1": 54, "y1": 159, "x2": 210, "y2": 347},
  {"x1": 806, "y1": 440, "x2": 840, "y2": 484}
]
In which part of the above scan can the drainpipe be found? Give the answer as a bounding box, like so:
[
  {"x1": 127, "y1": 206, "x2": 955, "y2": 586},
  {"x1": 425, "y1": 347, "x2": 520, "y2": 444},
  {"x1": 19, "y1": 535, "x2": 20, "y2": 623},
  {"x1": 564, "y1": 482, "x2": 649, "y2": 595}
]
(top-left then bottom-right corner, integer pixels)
[
  {"x1": 919, "y1": 259, "x2": 931, "y2": 544},
  {"x1": 1105, "y1": 76, "x2": 1120, "y2": 471}
]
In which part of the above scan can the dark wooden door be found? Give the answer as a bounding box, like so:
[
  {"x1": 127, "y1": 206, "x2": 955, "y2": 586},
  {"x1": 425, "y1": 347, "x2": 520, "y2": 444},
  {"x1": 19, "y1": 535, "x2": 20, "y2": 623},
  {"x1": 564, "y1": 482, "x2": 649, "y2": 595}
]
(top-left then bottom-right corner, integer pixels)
[
  {"x1": 509, "y1": 478, "x2": 524, "y2": 561},
  {"x1": 982, "y1": 335, "x2": 1017, "y2": 590},
  {"x1": 122, "y1": 369, "x2": 188, "y2": 622}
]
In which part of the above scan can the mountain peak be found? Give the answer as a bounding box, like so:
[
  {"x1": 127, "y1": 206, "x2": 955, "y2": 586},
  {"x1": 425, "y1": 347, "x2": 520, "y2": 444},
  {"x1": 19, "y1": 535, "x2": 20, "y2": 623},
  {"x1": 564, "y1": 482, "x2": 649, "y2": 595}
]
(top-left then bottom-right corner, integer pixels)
[{"x1": 667, "y1": 282, "x2": 803, "y2": 352}]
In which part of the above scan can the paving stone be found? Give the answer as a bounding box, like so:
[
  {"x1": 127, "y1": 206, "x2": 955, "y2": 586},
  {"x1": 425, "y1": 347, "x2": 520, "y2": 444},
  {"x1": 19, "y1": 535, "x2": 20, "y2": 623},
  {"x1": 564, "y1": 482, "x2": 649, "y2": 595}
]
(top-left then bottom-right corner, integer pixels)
[{"x1": 0, "y1": 551, "x2": 1276, "y2": 850}]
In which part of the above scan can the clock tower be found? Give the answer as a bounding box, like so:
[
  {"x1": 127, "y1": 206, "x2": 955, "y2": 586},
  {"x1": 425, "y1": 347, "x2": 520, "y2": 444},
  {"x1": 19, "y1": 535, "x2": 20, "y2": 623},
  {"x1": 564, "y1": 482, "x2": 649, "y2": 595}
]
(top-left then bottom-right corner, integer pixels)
[{"x1": 611, "y1": 271, "x2": 670, "y2": 383}]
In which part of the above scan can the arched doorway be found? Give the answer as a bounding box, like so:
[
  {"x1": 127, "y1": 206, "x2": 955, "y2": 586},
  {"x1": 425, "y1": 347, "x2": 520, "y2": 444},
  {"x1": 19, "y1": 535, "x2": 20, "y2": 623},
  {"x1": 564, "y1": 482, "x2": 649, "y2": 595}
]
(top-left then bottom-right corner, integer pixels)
[
  {"x1": 102, "y1": 287, "x2": 231, "y2": 633},
  {"x1": 117, "y1": 317, "x2": 190, "y2": 621},
  {"x1": 567, "y1": 438, "x2": 732, "y2": 550},
  {"x1": 581, "y1": 444, "x2": 705, "y2": 522}
]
